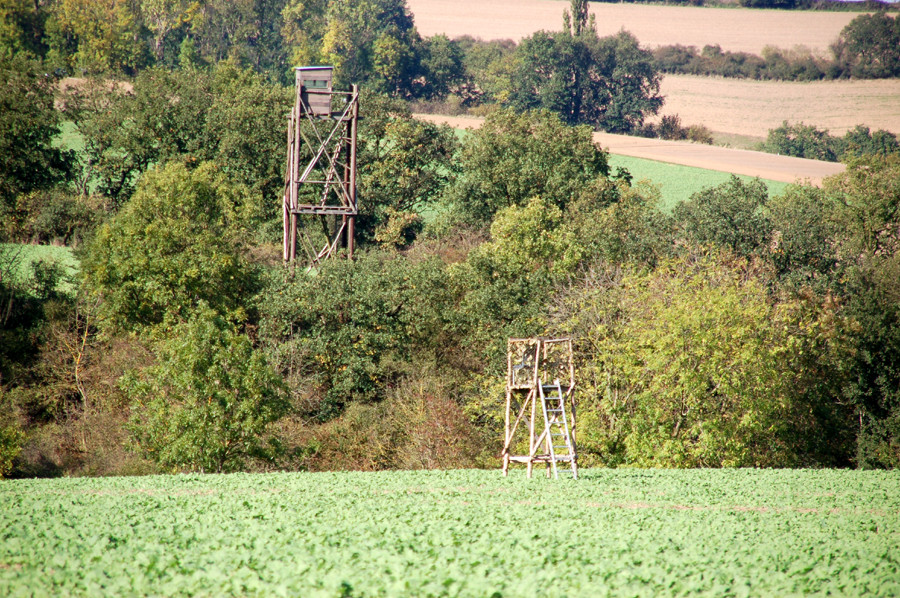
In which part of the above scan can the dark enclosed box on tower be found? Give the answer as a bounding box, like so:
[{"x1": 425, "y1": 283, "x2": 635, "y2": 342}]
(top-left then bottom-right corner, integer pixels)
[{"x1": 295, "y1": 66, "x2": 333, "y2": 116}]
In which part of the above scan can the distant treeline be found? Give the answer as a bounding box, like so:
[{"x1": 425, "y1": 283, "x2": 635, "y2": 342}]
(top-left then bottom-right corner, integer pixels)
[
  {"x1": 760, "y1": 122, "x2": 900, "y2": 161},
  {"x1": 653, "y1": 12, "x2": 900, "y2": 80}
]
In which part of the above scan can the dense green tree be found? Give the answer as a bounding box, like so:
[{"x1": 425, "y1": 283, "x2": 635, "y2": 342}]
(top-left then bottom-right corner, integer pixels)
[
  {"x1": 124, "y1": 307, "x2": 289, "y2": 473},
  {"x1": 321, "y1": 0, "x2": 422, "y2": 95},
  {"x1": 760, "y1": 121, "x2": 840, "y2": 162},
  {"x1": 82, "y1": 161, "x2": 259, "y2": 331},
  {"x1": 674, "y1": 176, "x2": 772, "y2": 258},
  {"x1": 766, "y1": 184, "x2": 840, "y2": 287},
  {"x1": 418, "y1": 34, "x2": 466, "y2": 100},
  {"x1": 44, "y1": 0, "x2": 150, "y2": 75},
  {"x1": 553, "y1": 250, "x2": 854, "y2": 468},
  {"x1": 569, "y1": 180, "x2": 674, "y2": 268},
  {"x1": 0, "y1": 0, "x2": 47, "y2": 58},
  {"x1": 841, "y1": 126, "x2": 900, "y2": 160},
  {"x1": 834, "y1": 12, "x2": 900, "y2": 79},
  {"x1": 509, "y1": 15, "x2": 663, "y2": 133},
  {"x1": 280, "y1": 0, "x2": 329, "y2": 67},
  {"x1": 61, "y1": 68, "x2": 215, "y2": 203},
  {"x1": 203, "y1": 65, "x2": 292, "y2": 205},
  {"x1": 457, "y1": 36, "x2": 517, "y2": 104},
  {"x1": 357, "y1": 94, "x2": 458, "y2": 244},
  {"x1": 446, "y1": 108, "x2": 610, "y2": 223},
  {"x1": 825, "y1": 156, "x2": 900, "y2": 467},
  {"x1": 258, "y1": 250, "x2": 458, "y2": 419},
  {"x1": 0, "y1": 56, "x2": 72, "y2": 209},
  {"x1": 140, "y1": 0, "x2": 196, "y2": 64}
]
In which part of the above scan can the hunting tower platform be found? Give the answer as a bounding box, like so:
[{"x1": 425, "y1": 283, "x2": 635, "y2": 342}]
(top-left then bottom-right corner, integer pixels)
[
  {"x1": 282, "y1": 66, "x2": 359, "y2": 265},
  {"x1": 503, "y1": 338, "x2": 578, "y2": 479}
]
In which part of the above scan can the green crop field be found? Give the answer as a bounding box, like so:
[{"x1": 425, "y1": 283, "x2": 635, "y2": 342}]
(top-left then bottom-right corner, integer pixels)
[
  {"x1": 1, "y1": 469, "x2": 897, "y2": 597},
  {"x1": 608, "y1": 155, "x2": 789, "y2": 213}
]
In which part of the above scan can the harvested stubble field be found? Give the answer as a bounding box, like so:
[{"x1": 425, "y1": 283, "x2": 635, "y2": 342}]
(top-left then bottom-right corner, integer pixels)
[
  {"x1": 409, "y1": 1, "x2": 900, "y2": 140},
  {"x1": 660, "y1": 74, "x2": 900, "y2": 139},
  {"x1": 408, "y1": 0, "x2": 860, "y2": 54},
  {"x1": 1, "y1": 469, "x2": 897, "y2": 596}
]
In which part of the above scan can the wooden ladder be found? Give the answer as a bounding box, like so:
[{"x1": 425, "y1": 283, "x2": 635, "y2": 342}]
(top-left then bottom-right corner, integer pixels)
[{"x1": 538, "y1": 379, "x2": 578, "y2": 479}]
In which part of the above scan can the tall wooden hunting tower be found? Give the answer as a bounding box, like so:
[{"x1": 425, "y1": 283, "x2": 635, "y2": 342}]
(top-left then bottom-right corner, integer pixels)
[
  {"x1": 503, "y1": 338, "x2": 578, "y2": 479},
  {"x1": 283, "y1": 66, "x2": 360, "y2": 265}
]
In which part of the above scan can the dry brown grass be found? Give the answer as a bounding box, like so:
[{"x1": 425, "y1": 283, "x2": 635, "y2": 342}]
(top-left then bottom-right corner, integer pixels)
[
  {"x1": 659, "y1": 74, "x2": 900, "y2": 138},
  {"x1": 408, "y1": 0, "x2": 862, "y2": 54}
]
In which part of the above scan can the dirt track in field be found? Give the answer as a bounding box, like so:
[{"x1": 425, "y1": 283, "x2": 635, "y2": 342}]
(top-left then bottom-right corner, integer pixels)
[
  {"x1": 415, "y1": 113, "x2": 846, "y2": 185},
  {"x1": 407, "y1": 0, "x2": 860, "y2": 54}
]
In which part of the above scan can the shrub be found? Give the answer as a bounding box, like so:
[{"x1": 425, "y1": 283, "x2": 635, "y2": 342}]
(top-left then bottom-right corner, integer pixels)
[
  {"x1": 552, "y1": 251, "x2": 855, "y2": 467},
  {"x1": 124, "y1": 308, "x2": 289, "y2": 473},
  {"x1": 760, "y1": 121, "x2": 840, "y2": 162},
  {"x1": 82, "y1": 161, "x2": 259, "y2": 331},
  {"x1": 674, "y1": 176, "x2": 772, "y2": 258}
]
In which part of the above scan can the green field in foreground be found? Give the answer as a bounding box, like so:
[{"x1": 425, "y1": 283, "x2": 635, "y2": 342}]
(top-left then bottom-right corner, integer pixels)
[
  {"x1": 1, "y1": 469, "x2": 897, "y2": 597},
  {"x1": 608, "y1": 154, "x2": 789, "y2": 213}
]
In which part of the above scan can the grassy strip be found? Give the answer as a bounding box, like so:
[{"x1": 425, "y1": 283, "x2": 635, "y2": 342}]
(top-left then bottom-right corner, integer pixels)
[
  {"x1": 0, "y1": 244, "x2": 80, "y2": 297},
  {"x1": 609, "y1": 154, "x2": 789, "y2": 213},
  {"x1": 0, "y1": 469, "x2": 896, "y2": 596}
]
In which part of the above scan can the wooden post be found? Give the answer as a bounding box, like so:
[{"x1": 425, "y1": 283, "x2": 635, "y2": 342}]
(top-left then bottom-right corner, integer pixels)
[
  {"x1": 348, "y1": 85, "x2": 359, "y2": 259},
  {"x1": 503, "y1": 342, "x2": 512, "y2": 476}
]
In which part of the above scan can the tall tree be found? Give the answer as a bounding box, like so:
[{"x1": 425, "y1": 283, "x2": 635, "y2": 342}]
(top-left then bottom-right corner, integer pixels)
[
  {"x1": 320, "y1": 0, "x2": 424, "y2": 96},
  {"x1": 82, "y1": 161, "x2": 258, "y2": 331},
  {"x1": 509, "y1": 20, "x2": 662, "y2": 133},
  {"x1": 44, "y1": 0, "x2": 149, "y2": 74},
  {"x1": 834, "y1": 13, "x2": 900, "y2": 79},
  {"x1": 140, "y1": 0, "x2": 196, "y2": 63},
  {"x1": 0, "y1": 56, "x2": 72, "y2": 209},
  {"x1": 125, "y1": 307, "x2": 289, "y2": 473},
  {"x1": 0, "y1": 0, "x2": 47, "y2": 58},
  {"x1": 446, "y1": 108, "x2": 610, "y2": 222}
]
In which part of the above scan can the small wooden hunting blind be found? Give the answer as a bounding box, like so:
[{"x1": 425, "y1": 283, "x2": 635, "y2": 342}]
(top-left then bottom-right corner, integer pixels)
[
  {"x1": 503, "y1": 337, "x2": 578, "y2": 479},
  {"x1": 283, "y1": 66, "x2": 359, "y2": 266},
  {"x1": 296, "y1": 66, "x2": 333, "y2": 116}
]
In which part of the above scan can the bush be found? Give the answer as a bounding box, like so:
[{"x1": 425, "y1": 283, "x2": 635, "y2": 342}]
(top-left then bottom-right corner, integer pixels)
[
  {"x1": 82, "y1": 161, "x2": 259, "y2": 331},
  {"x1": 759, "y1": 122, "x2": 900, "y2": 163},
  {"x1": 258, "y1": 250, "x2": 459, "y2": 420},
  {"x1": 0, "y1": 189, "x2": 99, "y2": 245},
  {"x1": 0, "y1": 398, "x2": 23, "y2": 478},
  {"x1": 760, "y1": 121, "x2": 840, "y2": 162},
  {"x1": 552, "y1": 250, "x2": 855, "y2": 467},
  {"x1": 445, "y1": 108, "x2": 610, "y2": 222},
  {"x1": 124, "y1": 308, "x2": 289, "y2": 473},
  {"x1": 674, "y1": 176, "x2": 772, "y2": 258}
]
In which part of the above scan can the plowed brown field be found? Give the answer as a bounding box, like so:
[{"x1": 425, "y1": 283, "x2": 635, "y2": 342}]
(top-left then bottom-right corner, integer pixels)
[{"x1": 408, "y1": 0, "x2": 861, "y2": 54}]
